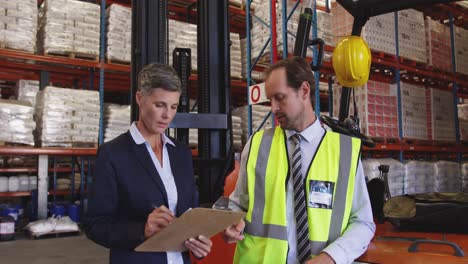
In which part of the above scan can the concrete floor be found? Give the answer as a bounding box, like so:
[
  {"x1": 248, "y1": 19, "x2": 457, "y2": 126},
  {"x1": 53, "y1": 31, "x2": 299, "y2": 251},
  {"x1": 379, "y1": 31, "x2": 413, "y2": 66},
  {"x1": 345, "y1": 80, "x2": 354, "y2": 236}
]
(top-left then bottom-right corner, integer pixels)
[{"x1": 0, "y1": 234, "x2": 108, "y2": 264}]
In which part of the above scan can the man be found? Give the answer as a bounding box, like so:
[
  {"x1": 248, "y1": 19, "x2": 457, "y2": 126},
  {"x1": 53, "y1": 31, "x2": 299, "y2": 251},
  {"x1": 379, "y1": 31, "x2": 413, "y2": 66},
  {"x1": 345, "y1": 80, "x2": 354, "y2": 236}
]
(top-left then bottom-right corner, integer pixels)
[{"x1": 224, "y1": 57, "x2": 375, "y2": 264}]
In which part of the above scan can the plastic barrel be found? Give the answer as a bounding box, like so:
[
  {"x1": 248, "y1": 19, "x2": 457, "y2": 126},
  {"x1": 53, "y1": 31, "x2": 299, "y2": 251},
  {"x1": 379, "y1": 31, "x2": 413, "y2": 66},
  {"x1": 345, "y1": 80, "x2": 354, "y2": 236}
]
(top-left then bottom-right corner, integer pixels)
[
  {"x1": 0, "y1": 204, "x2": 7, "y2": 215},
  {"x1": 68, "y1": 204, "x2": 80, "y2": 223},
  {"x1": 13, "y1": 205, "x2": 23, "y2": 226},
  {"x1": 51, "y1": 205, "x2": 65, "y2": 217},
  {"x1": 2, "y1": 207, "x2": 18, "y2": 222},
  {"x1": 0, "y1": 216, "x2": 15, "y2": 241},
  {"x1": 14, "y1": 205, "x2": 23, "y2": 217},
  {"x1": 0, "y1": 177, "x2": 8, "y2": 192}
]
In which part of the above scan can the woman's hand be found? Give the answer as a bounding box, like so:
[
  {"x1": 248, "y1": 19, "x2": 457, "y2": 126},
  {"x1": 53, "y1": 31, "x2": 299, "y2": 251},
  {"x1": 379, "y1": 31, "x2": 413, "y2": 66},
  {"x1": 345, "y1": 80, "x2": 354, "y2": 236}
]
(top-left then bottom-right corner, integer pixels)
[
  {"x1": 144, "y1": 205, "x2": 174, "y2": 239},
  {"x1": 185, "y1": 235, "x2": 213, "y2": 259}
]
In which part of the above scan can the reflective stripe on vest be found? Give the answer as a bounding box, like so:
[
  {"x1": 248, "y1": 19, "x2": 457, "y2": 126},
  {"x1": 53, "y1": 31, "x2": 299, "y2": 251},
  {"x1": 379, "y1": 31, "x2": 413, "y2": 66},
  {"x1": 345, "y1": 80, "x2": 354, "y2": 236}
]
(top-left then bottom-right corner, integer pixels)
[
  {"x1": 235, "y1": 126, "x2": 361, "y2": 263},
  {"x1": 244, "y1": 127, "x2": 288, "y2": 240}
]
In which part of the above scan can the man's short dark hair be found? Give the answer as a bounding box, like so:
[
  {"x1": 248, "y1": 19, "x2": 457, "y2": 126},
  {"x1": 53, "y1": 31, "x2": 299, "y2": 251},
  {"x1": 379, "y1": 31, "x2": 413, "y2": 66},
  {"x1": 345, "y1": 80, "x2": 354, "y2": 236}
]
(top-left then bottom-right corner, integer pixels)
[
  {"x1": 264, "y1": 56, "x2": 316, "y2": 105},
  {"x1": 138, "y1": 63, "x2": 181, "y2": 96}
]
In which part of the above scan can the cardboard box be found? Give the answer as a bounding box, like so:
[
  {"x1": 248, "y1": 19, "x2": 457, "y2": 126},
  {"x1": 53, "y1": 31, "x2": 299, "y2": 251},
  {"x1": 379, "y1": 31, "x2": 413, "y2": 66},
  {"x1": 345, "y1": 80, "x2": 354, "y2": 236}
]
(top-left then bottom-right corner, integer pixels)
[{"x1": 333, "y1": 81, "x2": 399, "y2": 138}]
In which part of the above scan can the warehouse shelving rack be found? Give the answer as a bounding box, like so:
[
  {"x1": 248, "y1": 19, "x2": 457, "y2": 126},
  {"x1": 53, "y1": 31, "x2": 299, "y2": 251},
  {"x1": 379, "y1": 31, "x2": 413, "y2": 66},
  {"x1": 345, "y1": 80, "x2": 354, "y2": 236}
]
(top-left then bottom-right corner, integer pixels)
[
  {"x1": 244, "y1": 0, "x2": 335, "y2": 136},
  {"x1": 1, "y1": 0, "x2": 467, "y2": 218},
  {"x1": 0, "y1": 0, "x2": 254, "y2": 217},
  {"x1": 241, "y1": 0, "x2": 468, "y2": 160},
  {"x1": 357, "y1": 4, "x2": 468, "y2": 161}
]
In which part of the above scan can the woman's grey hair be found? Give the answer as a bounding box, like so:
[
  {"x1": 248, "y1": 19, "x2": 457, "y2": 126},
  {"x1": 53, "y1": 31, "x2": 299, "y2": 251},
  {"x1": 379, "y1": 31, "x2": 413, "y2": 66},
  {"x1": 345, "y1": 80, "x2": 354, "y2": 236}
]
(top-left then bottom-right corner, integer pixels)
[{"x1": 138, "y1": 63, "x2": 182, "y2": 96}]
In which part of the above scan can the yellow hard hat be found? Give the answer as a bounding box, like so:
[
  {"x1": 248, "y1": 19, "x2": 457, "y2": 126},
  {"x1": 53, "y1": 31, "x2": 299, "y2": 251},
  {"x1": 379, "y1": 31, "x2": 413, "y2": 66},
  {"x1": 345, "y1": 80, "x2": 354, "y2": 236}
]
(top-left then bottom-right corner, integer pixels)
[{"x1": 332, "y1": 36, "x2": 371, "y2": 87}]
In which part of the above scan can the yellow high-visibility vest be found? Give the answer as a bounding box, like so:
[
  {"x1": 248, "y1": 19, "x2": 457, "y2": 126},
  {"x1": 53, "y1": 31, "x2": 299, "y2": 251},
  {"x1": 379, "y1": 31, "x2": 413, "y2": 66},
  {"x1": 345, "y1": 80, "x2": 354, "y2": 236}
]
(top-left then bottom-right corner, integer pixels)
[{"x1": 234, "y1": 126, "x2": 361, "y2": 264}]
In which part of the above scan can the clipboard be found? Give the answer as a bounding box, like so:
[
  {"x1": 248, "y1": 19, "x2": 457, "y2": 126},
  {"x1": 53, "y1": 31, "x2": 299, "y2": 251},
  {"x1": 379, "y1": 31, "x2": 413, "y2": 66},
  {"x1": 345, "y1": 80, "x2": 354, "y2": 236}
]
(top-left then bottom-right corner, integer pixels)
[{"x1": 135, "y1": 208, "x2": 246, "y2": 252}]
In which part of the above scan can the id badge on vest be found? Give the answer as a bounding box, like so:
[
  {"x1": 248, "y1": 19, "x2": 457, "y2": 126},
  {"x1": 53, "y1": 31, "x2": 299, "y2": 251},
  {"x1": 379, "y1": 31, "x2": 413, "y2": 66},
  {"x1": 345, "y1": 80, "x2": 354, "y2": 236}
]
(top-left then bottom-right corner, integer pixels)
[{"x1": 308, "y1": 180, "x2": 335, "y2": 209}]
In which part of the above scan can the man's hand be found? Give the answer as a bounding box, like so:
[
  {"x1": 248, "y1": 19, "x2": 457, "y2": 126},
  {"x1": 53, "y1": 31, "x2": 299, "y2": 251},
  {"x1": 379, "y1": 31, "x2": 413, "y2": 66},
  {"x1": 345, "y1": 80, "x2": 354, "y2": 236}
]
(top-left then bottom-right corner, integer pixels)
[
  {"x1": 185, "y1": 235, "x2": 213, "y2": 259},
  {"x1": 222, "y1": 219, "x2": 245, "y2": 243},
  {"x1": 305, "y1": 252, "x2": 335, "y2": 264},
  {"x1": 144, "y1": 205, "x2": 174, "y2": 239}
]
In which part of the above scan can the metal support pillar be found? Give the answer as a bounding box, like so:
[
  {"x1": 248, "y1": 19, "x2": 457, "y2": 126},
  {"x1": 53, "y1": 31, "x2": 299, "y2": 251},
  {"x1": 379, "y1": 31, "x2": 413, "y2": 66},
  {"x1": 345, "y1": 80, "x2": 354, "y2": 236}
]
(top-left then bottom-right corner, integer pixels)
[
  {"x1": 89, "y1": 69, "x2": 94, "y2": 90},
  {"x1": 73, "y1": 78, "x2": 79, "y2": 89},
  {"x1": 52, "y1": 157, "x2": 57, "y2": 204},
  {"x1": 246, "y1": 0, "x2": 253, "y2": 136},
  {"x1": 173, "y1": 48, "x2": 192, "y2": 145},
  {"x1": 37, "y1": 155, "x2": 48, "y2": 219},
  {"x1": 39, "y1": 71, "x2": 49, "y2": 90},
  {"x1": 449, "y1": 13, "x2": 461, "y2": 162},
  {"x1": 312, "y1": 0, "x2": 321, "y2": 116},
  {"x1": 98, "y1": 0, "x2": 106, "y2": 145},
  {"x1": 80, "y1": 157, "x2": 85, "y2": 211},
  {"x1": 197, "y1": 0, "x2": 232, "y2": 204},
  {"x1": 131, "y1": 0, "x2": 168, "y2": 122},
  {"x1": 394, "y1": 12, "x2": 404, "y2": 163},
  {"x1": 71, "y1": 156, "x2": 76, "y2": 195}
]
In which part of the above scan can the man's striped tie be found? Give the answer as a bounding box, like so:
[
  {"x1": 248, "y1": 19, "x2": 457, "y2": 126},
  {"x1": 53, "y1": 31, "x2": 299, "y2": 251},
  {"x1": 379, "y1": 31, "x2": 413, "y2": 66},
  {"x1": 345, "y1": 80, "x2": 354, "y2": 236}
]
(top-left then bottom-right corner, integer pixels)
[{"x1": 291, "y1": 134, "x2": 311, "y2": 263}]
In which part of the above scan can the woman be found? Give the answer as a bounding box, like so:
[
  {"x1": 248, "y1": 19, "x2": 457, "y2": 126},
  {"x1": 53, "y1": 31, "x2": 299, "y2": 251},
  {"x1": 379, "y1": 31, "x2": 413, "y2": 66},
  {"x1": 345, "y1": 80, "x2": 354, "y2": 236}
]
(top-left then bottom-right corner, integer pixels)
[{"x1": 85, "y1": 63, "x2": 212, "y2": 263}]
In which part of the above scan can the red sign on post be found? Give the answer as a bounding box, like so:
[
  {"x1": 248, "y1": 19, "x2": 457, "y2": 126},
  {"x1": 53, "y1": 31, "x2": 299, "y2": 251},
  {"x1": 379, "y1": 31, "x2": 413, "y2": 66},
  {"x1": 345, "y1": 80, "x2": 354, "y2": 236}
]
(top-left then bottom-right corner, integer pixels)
[{"x1": 248, "y1": 82, "x2": 267, "y2": 105}]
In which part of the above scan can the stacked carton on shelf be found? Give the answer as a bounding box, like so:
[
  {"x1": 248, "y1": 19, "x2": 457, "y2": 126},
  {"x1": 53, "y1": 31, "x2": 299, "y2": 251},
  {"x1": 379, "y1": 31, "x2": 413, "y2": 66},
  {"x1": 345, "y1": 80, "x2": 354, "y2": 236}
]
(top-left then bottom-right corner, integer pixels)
[
  {"x1": 426, "y1": 88, "x2": 456, "y2": 141},
  {"x1": 404, "y1": 161, "x2": 435, "y2": 194},
  {"x1": 361, "y1": 13, "x2": 396, "y2": 55},
  {"x1": 400, "y1": 82, "x2": 428, "y2": 140},
  {"x1": 332, "y1": 2, "x2": 396, "y2": 54},
  {"x1": 0, "y1": 99, "x2": 36, "y2": 146},
  {"x1": 244, "y1": 0, "x2": 330, "y2": 12},
  {"x1": 232, "y1": 105, "x2": 272, "y2": 144},
  {"x1": 15, "y1": 80, "x2": 39, "y2": 108},
  {"x1": 362, "y1": 158, "x2": 405, "y2": 197},
  {"x1": 397, "y1": 9, "x2": 427, "y2": 63},
  {"x1": 35, "y1": 86, "x2": 100, "y2": 147},
  {"x1": 231, "y1": 33, "x2": 243, "y2": 79},
  {"x1": 462, "y1": 163, "x2": 468, "y2": 193},
  {"x1": 168, "y1": 19, "x2": 197, "y2": 70},
  {"x1": 104, "y1": 104, "x2": 130, "y2": 142},
  {"x1": 433, "y1": 161, "x2": 461, "y2": 193},
  {"x1": 251, "y1": 0, "x2": 332, "y2": 59},
  {"x1": 106, "y1": 4, "x2": 131, "y2": 63},
  {"x1": 454, "y1": 26, "x2": 468, "y2": 75},
  {"x1": 240, "y1": 38, "x2": 265, "y2": 80},
  {"x1": 333, "y1": 6, "x2": 427, "y2": 62},
  {"x1": 232, "y1": 115, "x2": 243, "y2": 149},
  {"x1": 333, "y1": 81, "x2": 399, "y2": 139},
  {"x1": 458, "y1": 104, "x2": 468, "y2": 141},
  {"x1": 0, "y1": 0, "x2": 37, "y2": 53},
  {"x1": 38, "y1": 0, "x2": 100, "y2": 59},
  {"x1": 168, "y1": 19, "x2": 243, "y2": 78},
  {"x1": 425, "y1": 18, "x2": 452, "y2": 71}
]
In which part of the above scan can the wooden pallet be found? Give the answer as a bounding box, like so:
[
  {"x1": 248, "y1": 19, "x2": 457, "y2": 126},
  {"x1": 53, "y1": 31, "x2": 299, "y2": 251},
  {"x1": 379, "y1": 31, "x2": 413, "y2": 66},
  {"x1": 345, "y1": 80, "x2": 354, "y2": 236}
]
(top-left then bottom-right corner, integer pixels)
[
  {"x1": 402, "y1": 138, "x2": 457, "y2": 147},
  {"x1": 371, "y1": 137, "x2": 401, "y2": 145},
  {"x1": 37, "y1": 141, "x2": 72, "y2": 148},
  {"x1": 0, "y1": 42, "x2": 36, "y2": 54},
  {"x1": 372, "y1": 51, "x2": 397, "y2": 62},
  {"x1": 399, "y1": 56, "x2": 427, "y2": 68},
  {"x1": 106, "y1": 58, "x2": 131, "y2": 66},
  {"x1": 426, "y1": 65, "x2": 452, "y2": 75},
  {"x1": 28, "y1": 230, "x2": 81, "y2": 240},
  {"x1": 0, "y1": 141, "x2": 34, "y2": 147},
  {"x1": 36, "y1": 142, "x2": 98, "y2": 148},
  {"x1": 71, "y1": 142, "x2": 98, "y2": 148},
  {"x1": 44, "y1": 51, "x2": 99, "y2": 62}
]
